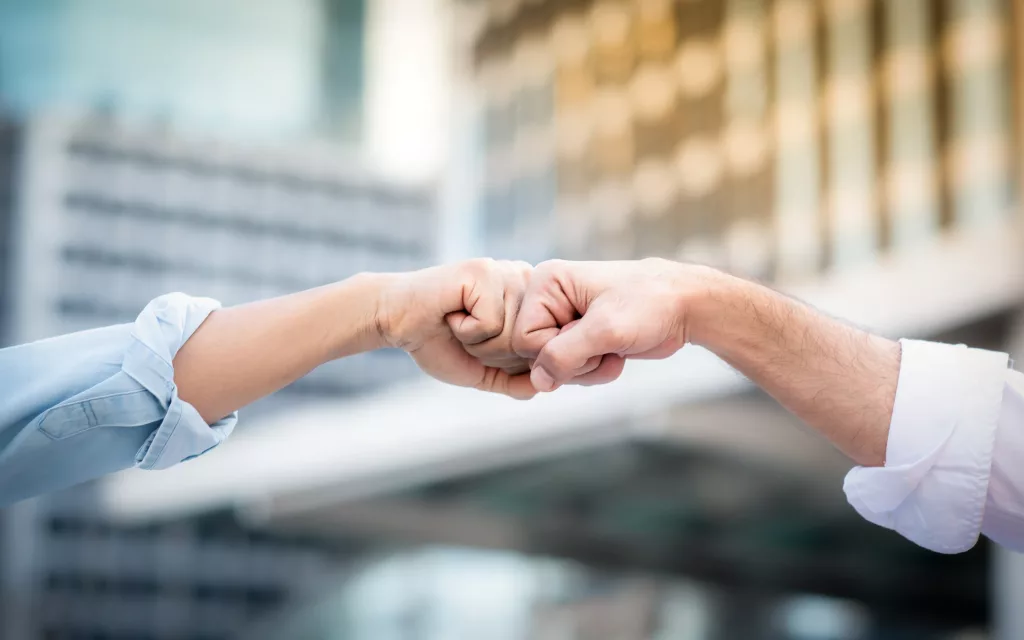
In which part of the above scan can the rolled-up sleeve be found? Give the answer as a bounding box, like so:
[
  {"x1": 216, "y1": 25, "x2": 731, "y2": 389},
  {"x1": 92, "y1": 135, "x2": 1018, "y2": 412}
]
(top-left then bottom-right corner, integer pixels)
[
  {"x1": 0, "y1": 293, "x2": 237, "y2": 505},
  {"x1": 844, "y1": 339, "x2": 1018, "y2": 553}
]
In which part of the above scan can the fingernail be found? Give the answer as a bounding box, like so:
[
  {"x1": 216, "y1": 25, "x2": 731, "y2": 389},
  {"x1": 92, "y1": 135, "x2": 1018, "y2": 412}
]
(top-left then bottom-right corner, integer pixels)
[{"x1": 531, "y1": 366, "x2": 556, "y2": 392}]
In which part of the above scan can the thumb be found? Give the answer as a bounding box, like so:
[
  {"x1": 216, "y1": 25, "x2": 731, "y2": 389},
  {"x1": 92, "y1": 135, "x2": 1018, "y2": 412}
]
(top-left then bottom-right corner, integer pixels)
[
  {"x1": 531, "y1": 308, "x2": 624, "y2": 392},
  {"x1": 446, "y1": 310, "x2": 501, "y2": 346}
]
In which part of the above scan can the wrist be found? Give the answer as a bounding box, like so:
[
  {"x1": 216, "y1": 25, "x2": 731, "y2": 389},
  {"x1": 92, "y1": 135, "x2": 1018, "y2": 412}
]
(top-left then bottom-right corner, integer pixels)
[
  {"x1": 668, "y1": 264, "x2": 748, "y2": 351},
  {"x1": 327, "y1": 271, "x2": 400, "y2": 357},
  {"x1": 365, "y1": 270, "x2": 414, "y2": 350}
]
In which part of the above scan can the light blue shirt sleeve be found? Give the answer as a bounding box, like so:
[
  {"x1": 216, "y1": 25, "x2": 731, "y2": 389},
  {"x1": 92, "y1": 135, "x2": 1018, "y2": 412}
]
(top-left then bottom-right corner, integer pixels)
[{"x1": 0, "y1": 293, "x2": 238, "y2": 505}]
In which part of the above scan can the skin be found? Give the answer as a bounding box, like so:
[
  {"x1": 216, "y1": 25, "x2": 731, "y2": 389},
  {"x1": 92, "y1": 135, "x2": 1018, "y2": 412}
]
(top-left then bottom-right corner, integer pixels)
[
  {"x1": 174, "y1": 256, "x2": 900, "y2": 468},
  {"x1": 173, "y1": 259, "x2": 538, "y2": 424},
  {"x1": 512, "y1": 258, "x2": 901, "y2": 467}
]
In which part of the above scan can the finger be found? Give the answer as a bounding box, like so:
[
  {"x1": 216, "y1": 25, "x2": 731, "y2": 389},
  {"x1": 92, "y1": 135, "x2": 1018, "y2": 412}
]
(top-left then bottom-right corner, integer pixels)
[
  {"x1": 473, "y1": 352, "x2": 527, "y2": 365},
  {"x1": 459, "y1": 275, "x2": 528, "y2": 360},
  {"x1": 572, "y1": 354, "x2": 603, "y2": 378},
  {"x1": 499, "y1": 361, "x2": 532, "y2": 376},
  {"x1": 477, "y1": 355, "x2": 532, "y2": 374},
  {"x1": 446, "y1": 311, "x2": 498, "y2": 346},
  {"x1": 410, "y1": 332, "x2": 491, "y2": 390},
  {"x1": 463, "y1": 339, "x2": 511, "y2": 361},
  {"x1": 557, "y1": 320, "x2": 603, "y2": 378},
  {"x1": 531, "y1": 310, "x2": 625, "y2": 391},
  {"x1": 511, "y1": 305, "x2": 560, "y2": 360},
  {"x1": 476, "y1": 367, "x2": 537, "y2": 400},
  {"x1": 522, "y1": 322, "x2": 597, "y2": 379},
  {"x1": 446, "y1": 304, "x2": 503, "y2": 347},
  {"x1": 512, "y1": 268, "x2": 578, "y2": 359},
  {"x1": 452, "y1": 260, "x2": 531, "y2": 355},
  {"x1": 447, "y1": 261, "x2": 506, "y2": 345},
  {"x1": 469, "y1": 318, "x2": 578, "y2": 363},
  {"x1": 567, "y1": 354, "x2": 626, "y2": 386},
  {"x1": 506, "y1": 373, "x2": 539, "y2": 399}
]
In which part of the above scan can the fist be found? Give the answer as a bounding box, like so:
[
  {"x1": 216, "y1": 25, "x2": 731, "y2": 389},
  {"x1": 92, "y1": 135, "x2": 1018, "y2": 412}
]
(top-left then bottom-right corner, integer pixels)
[
  {"x1": 513, "y1": 258, "x2": 716, "y2": 392},
  {"x1": 378, "y1": 258, "x2": 536, "y2": 399}
]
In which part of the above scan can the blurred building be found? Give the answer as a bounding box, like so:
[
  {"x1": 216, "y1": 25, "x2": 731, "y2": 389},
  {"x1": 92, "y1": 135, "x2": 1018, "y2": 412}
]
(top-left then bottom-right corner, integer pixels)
[
  {"x1": 93, "y1": 0, "x2": 1024, "y2": 637},
  {"x1": 0, "y1": 0, "x2": 366, "y2": 142},
  {"x1": 471, "y1": 0, "x2": 1017, "y2": 276},
  {"x1": 4, "y1": 114, "x2": 433, "y2": 395},
  {"x1": 241, "y1": 436, "x2": 992, "y2": 639},
  {"x1": 0, "y1": 118, "x2": 17, "y2": 343},
  {"x1": 422, "y1": 0, "x2": 1022, "y2": 633},
  {"x1": 2, "y1": 0, "x2": 1024, "y2": 638},
  {"x1": 0, "y1": 1, "x2": 455, "y2": 637},
  {"x1": 2, "y1": 489, "x2": 355, "y2": 640},
  {"x1": 0, "y1": 112, "x2": 437, "y2": 639}
]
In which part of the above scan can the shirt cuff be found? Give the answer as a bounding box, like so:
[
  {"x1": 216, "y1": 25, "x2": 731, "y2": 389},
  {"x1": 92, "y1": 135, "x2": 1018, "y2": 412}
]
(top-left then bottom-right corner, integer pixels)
[
  {"x1": 843, "y1": 339, "x2": 1009, "y2": 553},
  {"x1": 121, "y1": 293, "x2": 238, "y2": 470}
]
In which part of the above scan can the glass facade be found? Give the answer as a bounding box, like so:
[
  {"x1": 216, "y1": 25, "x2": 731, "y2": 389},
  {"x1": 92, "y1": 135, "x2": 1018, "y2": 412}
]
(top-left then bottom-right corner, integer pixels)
[{"x1": 0, "y1": 0, "x2": 365, "y2": 142}]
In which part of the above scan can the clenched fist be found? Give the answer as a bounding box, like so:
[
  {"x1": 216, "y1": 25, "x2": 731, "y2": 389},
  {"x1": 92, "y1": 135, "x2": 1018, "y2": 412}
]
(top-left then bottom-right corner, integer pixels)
[
  {"x1": 512, "y1": 258, "x2": 721, "y2": 392},
  {"x1": 376, "y1": 258, "x2": 536, "y2": 399}
]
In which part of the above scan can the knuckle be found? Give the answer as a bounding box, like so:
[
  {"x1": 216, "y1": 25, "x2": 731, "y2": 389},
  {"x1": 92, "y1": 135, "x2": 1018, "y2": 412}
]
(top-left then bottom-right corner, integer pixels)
[
  {"x1": 591, "y1": 319, "x2": 627, "y2": 348},
  {"x1": 481, "y1": 314, "x2": 504, "y2": 337},
  {"x1": 457, "y1": 324, "x2": 491, "y2": 345},
  {"x1": 461, "y1": 257, "x2": 495, "y2": 280},
  {"x1": 512, "y1": 331, "x2": 543, "y2": 357},
  {"x1": 510, "y1": 332, "x2": 530, "y2": 356},
  {"x1": 509, "y1": 262, "x2": 533, "y2": 290},
  {"x1": 533, "y1": 259, "x2": 564, "y2": 279},
  {"x1": 476, "y1": 256, "x2": 498, "y2": 272}
]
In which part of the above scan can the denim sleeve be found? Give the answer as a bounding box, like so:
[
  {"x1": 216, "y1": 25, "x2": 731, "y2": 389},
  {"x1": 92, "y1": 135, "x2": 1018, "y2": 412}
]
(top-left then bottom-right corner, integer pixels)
[{"x1": 0, "y1": 293, "x2": 237, "y2": 505}]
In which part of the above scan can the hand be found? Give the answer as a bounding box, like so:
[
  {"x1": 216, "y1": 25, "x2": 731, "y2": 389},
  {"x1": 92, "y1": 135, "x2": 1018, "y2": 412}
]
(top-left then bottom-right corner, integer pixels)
[
  {"x1": 513, "y1": 258, "x2": 719, "y2": 392},
  {"x1": 376, "y1": 258, "x2": 536, "y2": 399}
]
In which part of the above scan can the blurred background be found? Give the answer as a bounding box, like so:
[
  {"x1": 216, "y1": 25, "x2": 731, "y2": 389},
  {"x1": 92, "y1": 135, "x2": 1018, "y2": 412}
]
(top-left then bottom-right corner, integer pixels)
[{"x1": 1, "y1": 0, "x2": 1023, "y2": 638}]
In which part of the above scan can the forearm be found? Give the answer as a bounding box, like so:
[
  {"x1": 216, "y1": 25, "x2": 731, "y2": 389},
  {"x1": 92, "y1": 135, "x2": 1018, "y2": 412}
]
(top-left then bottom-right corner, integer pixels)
[
  {"x1": 687, "y1": 271, "x2": 900, "y2": 467},
  {"x1": 173, "y1": 273, "x2": 392, "y2": 423}
]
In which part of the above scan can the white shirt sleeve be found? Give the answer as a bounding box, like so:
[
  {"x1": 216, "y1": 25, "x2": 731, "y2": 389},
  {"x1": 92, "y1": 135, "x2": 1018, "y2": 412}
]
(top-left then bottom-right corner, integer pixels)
[{"x1": 843, "y1": 339, "x2": 1024, "y2": 553}]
